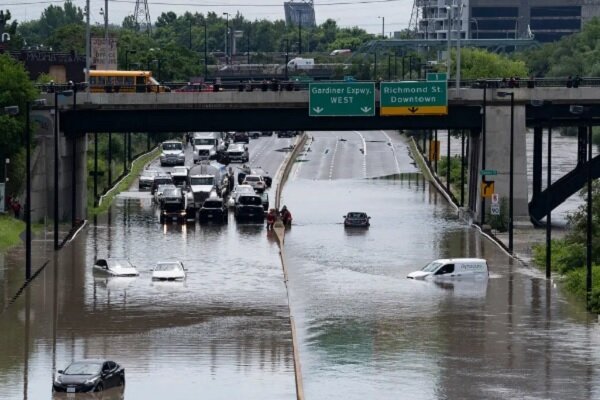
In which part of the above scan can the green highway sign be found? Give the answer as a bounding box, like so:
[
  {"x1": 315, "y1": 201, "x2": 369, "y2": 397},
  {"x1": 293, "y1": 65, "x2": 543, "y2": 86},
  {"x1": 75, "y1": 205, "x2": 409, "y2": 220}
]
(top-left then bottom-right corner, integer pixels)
[
  {"x1": 480, "y1": 169, "x2": 498, "y2": 176},
  {"x1": 380, "y1": 81, "x2": 448, "y2": 116},
  {"x1": 427, "y1": 73, "x2": 447, "y2": 81},
  {"x1": 309, "y1": 82, "x2": 375, "y2": 117}
]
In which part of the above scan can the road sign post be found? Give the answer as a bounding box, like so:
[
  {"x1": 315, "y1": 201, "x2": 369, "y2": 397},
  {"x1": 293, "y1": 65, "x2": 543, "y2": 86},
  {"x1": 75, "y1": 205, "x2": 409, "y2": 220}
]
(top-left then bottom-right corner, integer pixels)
[
  {"x1": 309, "y1": 82, "x2": 375, "y2": 117},
  {"x1": 380, "y1": 81, "x2": 448, "y2": 116}
]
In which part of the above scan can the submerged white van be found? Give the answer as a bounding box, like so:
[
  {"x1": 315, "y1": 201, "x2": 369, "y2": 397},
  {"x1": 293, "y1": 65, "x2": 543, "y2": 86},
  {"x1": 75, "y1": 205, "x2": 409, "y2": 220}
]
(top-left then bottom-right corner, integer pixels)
[{"x1": 407, "y1": 258, "x2": 488, "y2": 280}]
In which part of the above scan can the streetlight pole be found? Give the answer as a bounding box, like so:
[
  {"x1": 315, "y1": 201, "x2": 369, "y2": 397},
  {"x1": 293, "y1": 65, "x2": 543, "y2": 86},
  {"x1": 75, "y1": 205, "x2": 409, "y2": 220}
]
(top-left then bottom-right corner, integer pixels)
[
  {"x1": 546, "y1": 122, "x2": 552, "y2": 279},
  {"x1": 378, "y1": 16, "x2": 385, "y2": 38},
  {"x1": 189, "y1": 18, "x2": 192, "y2": 50},
  {"x1": 204, "y1": 21, "x2": 208, "y2": 81},
  {"x1": 481, "y1": 84, "x2": 487, "y2": 225},
  {"x1": 446, "y1": 6, "x2": 451, "y2": 78},
  {"x1": 25, "y1": 102, "x2": 31, "y2": 279},
  {"x1": 284, "y1": 39, "x2": 289, "y2": 80},
  {"x1": 586, "y1": 123, "x2": 593, "y2": 306},
  {"x1": 298, "y1": 10, "x2": 303, "y2": 55},
  {"x1": 498, "y1": 91, "x2": 515, "y2": 252},
  {"x1": 223, "y1": 13, "x2": 229, "y2": 64}
]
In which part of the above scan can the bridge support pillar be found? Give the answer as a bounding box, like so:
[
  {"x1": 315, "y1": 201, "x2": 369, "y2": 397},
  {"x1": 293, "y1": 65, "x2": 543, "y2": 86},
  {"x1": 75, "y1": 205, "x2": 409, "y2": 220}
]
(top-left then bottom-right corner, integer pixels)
[
  {"x1": 476, "y1": 105, "x2": 529, "y2": 224},
  {"x1": 28, "y1": 110, "x2": 87, "y2": 228}
]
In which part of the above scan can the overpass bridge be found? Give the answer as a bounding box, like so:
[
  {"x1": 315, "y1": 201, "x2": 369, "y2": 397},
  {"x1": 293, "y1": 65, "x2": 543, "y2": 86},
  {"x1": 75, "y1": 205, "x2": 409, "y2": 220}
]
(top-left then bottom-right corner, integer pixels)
[{"x1": 32, "y1": 86, "x2": 600, "y2": 227}]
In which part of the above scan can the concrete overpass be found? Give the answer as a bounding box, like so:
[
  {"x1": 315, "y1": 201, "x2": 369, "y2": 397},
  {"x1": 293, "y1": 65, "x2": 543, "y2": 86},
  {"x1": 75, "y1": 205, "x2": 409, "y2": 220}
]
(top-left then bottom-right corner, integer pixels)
[{"x1": 33, "y1": 86, "x2": 600, "y2": 227}]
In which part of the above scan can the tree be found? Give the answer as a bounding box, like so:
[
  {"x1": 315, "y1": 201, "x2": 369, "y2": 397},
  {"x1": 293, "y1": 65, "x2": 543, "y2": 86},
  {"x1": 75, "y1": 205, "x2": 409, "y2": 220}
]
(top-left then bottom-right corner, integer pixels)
[
  {"x1": 454, "y1": 48, "x2": 528, "y2": 79},
  {"x1": 0, "y1": 54, "x2": 37, "y2": 195}
]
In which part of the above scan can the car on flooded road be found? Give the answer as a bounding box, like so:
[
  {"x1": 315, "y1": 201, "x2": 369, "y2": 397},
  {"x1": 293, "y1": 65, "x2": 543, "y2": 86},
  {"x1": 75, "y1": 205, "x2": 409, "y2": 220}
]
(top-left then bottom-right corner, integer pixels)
[
  {"x1": 406, "y1": 258, "x2": 489, "y2": 280},
  {"x1": 234, "y1": 194, "x2": 265, "y2": 222},
  {"x1": 152, "y1": 261, "x2": 186, "y2": 281},
  {"x1": 92, "y1": 259, "x2": 139, "y2": 277},
  {"x1": 138, "y1": 169, "x2": 160, "y2": 191},
  {"x1": 52, "y1": 359, "x2": 125, "y2": 393},
  {"x1": 199, "y1": 197, "x2": 228, "y2": 223},
  {"x1": 242, "y1": 174, "x2": 267, "y2": 193},
  {"x1": 343, "y1": 212, "x2": 370, "y2": 227}
]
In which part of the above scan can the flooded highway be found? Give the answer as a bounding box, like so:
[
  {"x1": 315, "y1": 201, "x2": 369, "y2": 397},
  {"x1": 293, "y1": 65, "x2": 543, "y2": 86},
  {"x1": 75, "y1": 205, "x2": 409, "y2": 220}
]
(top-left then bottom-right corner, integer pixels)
[
  {"x1": 0, "y1": 134, "x2": 297, "y2": 400},
  {"x1": 1, "y1": 130, "x2": 599, "y2": 399},
  {"x1": 283, "y1": 131, "x2": 600, "y2": 400}
]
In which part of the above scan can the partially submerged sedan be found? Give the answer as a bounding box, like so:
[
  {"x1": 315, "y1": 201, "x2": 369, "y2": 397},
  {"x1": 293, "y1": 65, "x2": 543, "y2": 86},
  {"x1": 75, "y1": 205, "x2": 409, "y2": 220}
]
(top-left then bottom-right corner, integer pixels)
[
  {"x1": 53, "y1": 359, "x2": 125, "y2": 393},
  {"x1": 92, "y1": 259, "x2": 139, "y2": 277},
  {"x1": 343, "y1": 212, "x2": 370, "y2": 227},
  {"x1": 152, "y1": 261, "x2": 186, "y2": 281}
]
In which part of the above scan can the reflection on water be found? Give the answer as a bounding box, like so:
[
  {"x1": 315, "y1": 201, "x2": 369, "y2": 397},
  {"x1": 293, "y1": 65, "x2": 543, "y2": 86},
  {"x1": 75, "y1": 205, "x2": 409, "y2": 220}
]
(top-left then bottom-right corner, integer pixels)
[
  {"x1": 52, "y1": 386, "x2": 124, "y2": 400},
  {"x1": 283, "y1": 177, "x2": 599, "y2": 400}
]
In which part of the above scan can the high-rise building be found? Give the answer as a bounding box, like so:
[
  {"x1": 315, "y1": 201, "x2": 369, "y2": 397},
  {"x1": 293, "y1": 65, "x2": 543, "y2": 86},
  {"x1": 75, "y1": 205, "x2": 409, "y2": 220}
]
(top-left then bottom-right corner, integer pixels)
[
  {"x1": 416, "y1": 0, "x2": 600, "y2": 43},
  {"x1": 284, "y1": 1, "x2": 316, "y2": 28}
]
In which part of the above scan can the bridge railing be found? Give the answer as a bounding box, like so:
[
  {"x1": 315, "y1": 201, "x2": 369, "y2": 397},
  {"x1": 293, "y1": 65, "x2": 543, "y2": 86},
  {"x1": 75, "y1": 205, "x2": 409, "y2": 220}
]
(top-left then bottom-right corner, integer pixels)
[{"x1": 35, "y1": 76, "x2": 600, "y2": 95}]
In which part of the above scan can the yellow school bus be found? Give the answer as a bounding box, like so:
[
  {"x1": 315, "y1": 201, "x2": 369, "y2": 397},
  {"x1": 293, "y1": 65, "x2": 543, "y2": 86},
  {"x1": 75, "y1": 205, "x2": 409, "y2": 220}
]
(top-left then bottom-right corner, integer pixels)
[{"x1": 89, "y1": 70, "x2": 170, "y2": 93}]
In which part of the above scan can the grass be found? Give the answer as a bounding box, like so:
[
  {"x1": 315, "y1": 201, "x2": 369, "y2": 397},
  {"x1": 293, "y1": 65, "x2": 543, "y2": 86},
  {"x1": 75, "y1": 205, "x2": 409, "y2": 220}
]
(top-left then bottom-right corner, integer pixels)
[
  {"x1": 0, "y1": 214, "x2": 25, "y2": 250},
  {"x1": 88, "y1": 148, "x2": 160, "y2": 216}
]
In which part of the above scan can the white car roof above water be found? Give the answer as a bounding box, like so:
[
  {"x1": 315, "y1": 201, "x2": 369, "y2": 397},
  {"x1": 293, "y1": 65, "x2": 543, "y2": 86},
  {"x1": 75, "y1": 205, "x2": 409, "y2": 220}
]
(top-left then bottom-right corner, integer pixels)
[{"x1": 432, "y1": 258, "x2": 487, "y2": 264}]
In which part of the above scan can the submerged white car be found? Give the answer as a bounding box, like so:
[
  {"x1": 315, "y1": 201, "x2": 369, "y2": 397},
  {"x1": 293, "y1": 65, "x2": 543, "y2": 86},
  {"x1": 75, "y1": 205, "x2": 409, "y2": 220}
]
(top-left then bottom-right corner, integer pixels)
[
  {"x1": 152, "y1": 261, "x2": 186, "y2": 281},
  {"x1": 407, "y1": 258, "x2": 488, "y2": 280},
  {"x1": 92, "y1": 259, "x2": 139, "y2": 277}
]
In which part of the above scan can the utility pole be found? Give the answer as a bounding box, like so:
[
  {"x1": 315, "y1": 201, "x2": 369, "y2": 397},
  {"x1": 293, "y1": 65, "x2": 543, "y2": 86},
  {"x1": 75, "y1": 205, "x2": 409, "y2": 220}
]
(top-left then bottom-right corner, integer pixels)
[
  {"x1": 85, "y1": 0, "x2": 90, "y2": 90},
  {"x1": 104, "y1": 0, "x2": 109, "y2": 68},
  {"x1": 223, "y1": 13, "x2": 229, "y2": 64},
  {"x1": 298, "y1": 10, "x2": 302, "y2": 55}
]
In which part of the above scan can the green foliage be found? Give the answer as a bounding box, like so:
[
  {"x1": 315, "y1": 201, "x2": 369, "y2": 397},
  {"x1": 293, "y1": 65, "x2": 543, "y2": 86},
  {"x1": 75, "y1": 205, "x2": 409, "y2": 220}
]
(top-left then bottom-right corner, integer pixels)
[
  {"x1": 563, "y1": 266, "x2": 600, "y2": 312},
  {"x1": 521, "y1": 17, "x2": 600, "y2": 77},
  {"x1": 0, "y1": 54, "x2": 37, "y2": 196},
  {"x1": 0, "y1": 214, "x2": 25, "y2": 250},
  {"x1": 532, "y1": 240, "x2": 587, "y2": 274},
  {"x1": 454, "y1": 48, "x2": 529, "y2": 79},
  {"x1": 438, "y1": 155, "x2": 463, "y2": 185}
]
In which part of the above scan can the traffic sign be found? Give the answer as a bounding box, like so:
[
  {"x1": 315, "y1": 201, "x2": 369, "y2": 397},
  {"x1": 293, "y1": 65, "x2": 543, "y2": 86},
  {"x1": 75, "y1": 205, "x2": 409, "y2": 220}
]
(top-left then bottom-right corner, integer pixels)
[
  {"x1": 490, "y1": 204, "x2": 501, "y2": 216},
  {"x1": 491, "y1": 193, "x2": 499, "y2": 204},
  {"x1": 480, "y1": 169, "x2": 498, "y2": 176},
  {"x1": 309, "y1": 82, "x2": 375, "y2": 117},
  {"x1": 481, "y1": 180, "x2": 495, "y2": 198},
  {"x1": 380, "y1": 81, "x2": 448, "y2": 116},
  {"x1": 427, "y1": 73, "x2": 447, "y2": 81}
]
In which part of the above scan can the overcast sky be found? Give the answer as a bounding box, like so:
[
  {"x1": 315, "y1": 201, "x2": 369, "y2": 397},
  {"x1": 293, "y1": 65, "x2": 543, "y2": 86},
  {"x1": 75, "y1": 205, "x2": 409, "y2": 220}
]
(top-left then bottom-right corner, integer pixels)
[{"x1": 2, "y1": 0, "x2": 414, "y2": 35}]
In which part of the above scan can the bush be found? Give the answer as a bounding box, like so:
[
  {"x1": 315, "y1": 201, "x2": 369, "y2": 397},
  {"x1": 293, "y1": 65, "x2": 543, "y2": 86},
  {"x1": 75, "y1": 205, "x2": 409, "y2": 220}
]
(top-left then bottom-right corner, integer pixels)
[
  {"x1": 532, "y1": 240, "x2": 587, "y2": 274},
  {"x1": 564, "y1": 266, "x2": 600, "y2": 312}
]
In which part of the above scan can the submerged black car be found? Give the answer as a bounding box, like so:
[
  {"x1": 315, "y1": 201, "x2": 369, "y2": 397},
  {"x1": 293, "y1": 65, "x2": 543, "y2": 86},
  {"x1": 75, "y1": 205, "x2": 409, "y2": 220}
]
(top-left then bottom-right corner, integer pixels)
[
  {"x1": 343, "y1": 212, "x2": 371, "y2": 227},
  {"x1": 53, "y1": 359, "x2": 125, "y2": 393}
]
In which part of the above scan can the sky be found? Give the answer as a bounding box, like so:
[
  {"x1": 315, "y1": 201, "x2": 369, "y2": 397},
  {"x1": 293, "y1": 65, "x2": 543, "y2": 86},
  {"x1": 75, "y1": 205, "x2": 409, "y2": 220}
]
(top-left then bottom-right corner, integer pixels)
[{"x1": 1, "y1": 0, "x2": 414, "y2": 35}]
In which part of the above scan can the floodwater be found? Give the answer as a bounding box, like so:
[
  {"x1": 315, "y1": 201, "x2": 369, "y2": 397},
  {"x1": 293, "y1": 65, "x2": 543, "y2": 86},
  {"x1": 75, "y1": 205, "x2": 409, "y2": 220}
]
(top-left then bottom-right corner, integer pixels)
[
  {"x1": 0, "y1": 135, "x2": 296, "y2": 400},
  {"x1": 0, "y1": 131, "x2": 599, "y2": 400},
  {"x1": 281, "y1": 131, "x2": 600, "y2": 399}
]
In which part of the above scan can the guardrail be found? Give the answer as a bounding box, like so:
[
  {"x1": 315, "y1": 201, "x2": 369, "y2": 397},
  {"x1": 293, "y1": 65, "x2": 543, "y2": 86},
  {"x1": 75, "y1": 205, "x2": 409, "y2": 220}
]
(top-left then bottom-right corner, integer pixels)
[{"x1": 35, "y1": 76, "x2": 600, "y2": 95}]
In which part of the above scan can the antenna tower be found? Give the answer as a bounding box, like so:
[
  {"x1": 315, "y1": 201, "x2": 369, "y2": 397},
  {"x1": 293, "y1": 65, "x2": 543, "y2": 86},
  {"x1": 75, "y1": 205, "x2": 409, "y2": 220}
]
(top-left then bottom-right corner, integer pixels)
[
  {"x1": 134, "y1": 0, "x2": 152, "y2": 35},
  {"x1": 408, "y1": 0, "x2": 420, "y2": 38}
]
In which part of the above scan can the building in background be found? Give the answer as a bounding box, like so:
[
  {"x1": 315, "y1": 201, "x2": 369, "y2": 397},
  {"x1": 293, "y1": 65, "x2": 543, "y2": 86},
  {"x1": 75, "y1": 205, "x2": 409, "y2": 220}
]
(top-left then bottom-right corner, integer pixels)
[
  {"x1": 416, "y1": 0, "x2": 600, "y2": 43},
  {"x1": 284, "y1": 1, "x2": 316, "y2": 28}
]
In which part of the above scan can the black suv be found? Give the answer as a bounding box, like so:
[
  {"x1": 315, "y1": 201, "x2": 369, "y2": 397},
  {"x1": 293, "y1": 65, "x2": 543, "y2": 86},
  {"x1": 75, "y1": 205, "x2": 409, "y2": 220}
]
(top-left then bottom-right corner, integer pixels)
[
  {"x1": 234, "y1": 195, "x2": 264, "y2": 222},
  {"x1": 233, "y1": 131, "x2": 249, "y2": 143},
  {"x1": 199, "y1": 197, "x2": 228, "y2": 223},
  {"x1": 277, "y1": 130, "x2": 296, "y2": 138}
]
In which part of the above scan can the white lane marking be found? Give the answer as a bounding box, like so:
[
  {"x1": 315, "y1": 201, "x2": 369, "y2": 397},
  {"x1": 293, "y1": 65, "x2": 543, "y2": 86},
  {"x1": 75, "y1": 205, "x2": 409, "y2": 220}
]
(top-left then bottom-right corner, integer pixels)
[
  {"x1": 328, "y1": 137, "x2": 340, "y2": 180},
  {"x1": 353, "y1": 131, "x2": 367, "y2": 178},
  {"x1": 380, "y1": 130, "x2": 401, "y2": 174}
]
